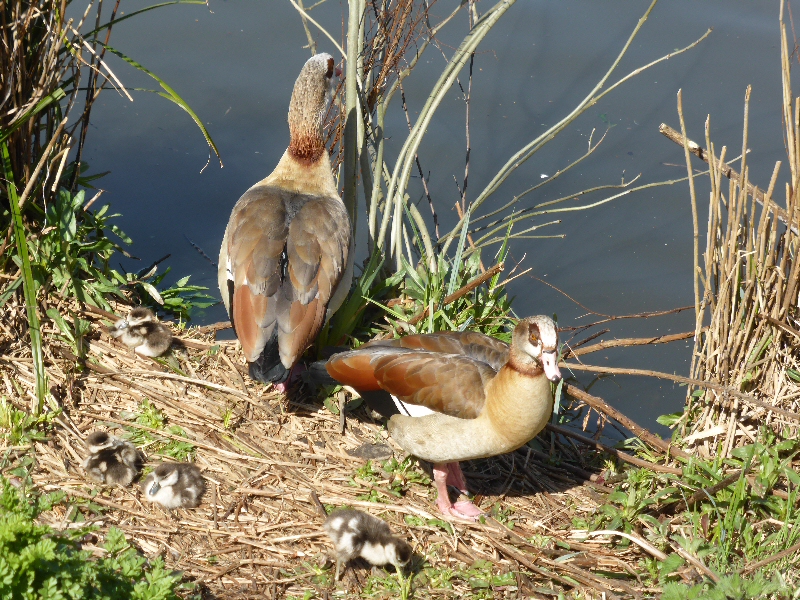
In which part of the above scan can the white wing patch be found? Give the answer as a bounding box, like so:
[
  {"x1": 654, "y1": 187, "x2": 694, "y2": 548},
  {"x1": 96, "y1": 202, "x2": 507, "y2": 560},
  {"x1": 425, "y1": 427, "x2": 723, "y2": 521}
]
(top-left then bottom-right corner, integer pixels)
[{"x1": 392, "y1": 395, "x2": 435, "y2": 418}]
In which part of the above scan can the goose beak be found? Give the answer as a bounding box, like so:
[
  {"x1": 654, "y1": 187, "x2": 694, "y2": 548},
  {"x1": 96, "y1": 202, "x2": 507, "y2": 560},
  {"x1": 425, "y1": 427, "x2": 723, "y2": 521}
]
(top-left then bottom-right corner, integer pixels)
[
  {"x1": 541, "y1": 351, "x2": 561, "y2": 382},
  {"x1": 149, "y1": 481, "x2": 161, "y2": 495}
]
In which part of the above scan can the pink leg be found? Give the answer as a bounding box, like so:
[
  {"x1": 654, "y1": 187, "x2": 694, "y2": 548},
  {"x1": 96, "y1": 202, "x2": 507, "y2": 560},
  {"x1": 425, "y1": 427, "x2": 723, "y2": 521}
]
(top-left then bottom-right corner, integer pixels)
[
  {"x1": 433, "y1": 463, "x2": 483, "y2": 520},
  {"x1": 272, "y1": 364, "x2": 307, "y2": 393},
  {"x1": 445, "y1": 462, "x2": 469, "y2": 493}
]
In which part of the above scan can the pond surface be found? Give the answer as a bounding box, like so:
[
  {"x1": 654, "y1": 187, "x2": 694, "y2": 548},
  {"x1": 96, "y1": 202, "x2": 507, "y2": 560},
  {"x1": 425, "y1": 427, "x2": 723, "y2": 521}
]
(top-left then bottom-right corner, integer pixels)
[{"x1": 84, "y1": 0, "x2": 784, "y2": 435}]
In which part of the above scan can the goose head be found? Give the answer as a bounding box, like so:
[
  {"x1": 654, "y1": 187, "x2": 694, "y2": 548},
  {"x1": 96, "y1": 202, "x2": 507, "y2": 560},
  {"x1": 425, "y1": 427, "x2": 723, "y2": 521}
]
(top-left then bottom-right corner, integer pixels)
[
  {"x1": 111, "y1": 307, "x2": 156, "y2": 334},
  {"x1": 386, "y1": 539, "x2": 413, "y2": 569},
  {"x1": 288, "y1": 52, "x2": 337, "y2": 163},
  {"x1": 126, "y1": 307, "x2": 157, "y2": 327},
  {"x1": 85, "y1": 431, "x2": 118, "y2": 454},
  {"x1": 509, "y1": 316, "x2": 561, "y2": 382},
  {"x1": 144, "y1": 464, "x2": 180, "y2": 496}
]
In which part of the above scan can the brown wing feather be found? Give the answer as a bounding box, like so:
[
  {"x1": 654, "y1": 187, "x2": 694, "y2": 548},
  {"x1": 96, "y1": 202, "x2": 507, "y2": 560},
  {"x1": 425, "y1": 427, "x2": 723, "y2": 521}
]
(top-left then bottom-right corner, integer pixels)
[
  {"x1": 225, "y1": 185, "x2": 350, "y2": 366},
  {"x1": 365, "y1": 330, "x2": 509, "y2": 371},
  {"x1": 277, "y1": 194, "x2": 350, "y2": 366},
  {"x1": 326, "y1": 346, "x2": 496, "y2": 419},
  {"x1": 225, "y1": 186, "x2": 288, "y2": 361}
]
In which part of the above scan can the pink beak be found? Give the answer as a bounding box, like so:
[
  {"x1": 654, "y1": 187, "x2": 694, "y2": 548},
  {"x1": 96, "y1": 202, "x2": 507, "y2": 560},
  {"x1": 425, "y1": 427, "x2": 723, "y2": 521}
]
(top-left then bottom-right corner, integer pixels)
[{"x1": 541, "y1": 351, "x2": 561, "y2": 382}]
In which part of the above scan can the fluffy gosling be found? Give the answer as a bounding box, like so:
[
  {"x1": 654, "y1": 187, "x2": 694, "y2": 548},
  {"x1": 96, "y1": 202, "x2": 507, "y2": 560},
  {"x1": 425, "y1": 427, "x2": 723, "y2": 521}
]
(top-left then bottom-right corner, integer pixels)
[
  {"x1": 109, "y1": 307, "x2": 172, "y2": 357},
  {"x1": 323, "y1": 508, "x2": 412, "y2": 581},
  {"x1": 141, "y1": 463, "x2": 205, "y2": 509},
  {"x1": 82, "y1": 431, "x2": 142, "y2": 486}
]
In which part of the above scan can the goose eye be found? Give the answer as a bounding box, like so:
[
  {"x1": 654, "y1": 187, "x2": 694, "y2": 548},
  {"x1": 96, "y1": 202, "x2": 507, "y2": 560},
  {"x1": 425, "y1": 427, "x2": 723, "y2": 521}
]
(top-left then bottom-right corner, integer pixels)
[{"x1": 529, "y1": 335, "x2": 539, "y2": 345}]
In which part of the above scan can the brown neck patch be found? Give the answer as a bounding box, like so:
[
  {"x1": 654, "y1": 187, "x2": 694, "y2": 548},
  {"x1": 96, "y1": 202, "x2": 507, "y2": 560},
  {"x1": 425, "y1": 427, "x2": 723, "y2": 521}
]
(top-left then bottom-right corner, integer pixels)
[
  {"x1": 288, "y1": 134, "x2": 325, "y2": 165},
  {"x1": 507, "y1": 346, "x2": 543, "y2": 377}
]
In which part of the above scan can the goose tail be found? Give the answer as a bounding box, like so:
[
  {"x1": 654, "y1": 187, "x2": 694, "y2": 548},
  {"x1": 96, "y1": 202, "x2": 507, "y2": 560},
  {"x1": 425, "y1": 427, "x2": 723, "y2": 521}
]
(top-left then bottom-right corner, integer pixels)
[{"x1": 249, "y1": 330, "x2": 290, "y2": 383}]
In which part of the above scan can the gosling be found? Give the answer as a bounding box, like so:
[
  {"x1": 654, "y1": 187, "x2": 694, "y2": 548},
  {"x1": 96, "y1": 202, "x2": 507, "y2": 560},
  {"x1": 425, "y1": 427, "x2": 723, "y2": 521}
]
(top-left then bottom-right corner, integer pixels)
[
  {"x1": 82, "y1": 431, "x2": 142, "y2": 487},
  {"x1": 323, "y1": 508, "x2": 412, "y2": 581},
  {"x1": 109, "y1": 307, "x2": 172, "y2": 357},
  {"x1": 141, "y1": 462, "x2": 205, "y2": 509}
]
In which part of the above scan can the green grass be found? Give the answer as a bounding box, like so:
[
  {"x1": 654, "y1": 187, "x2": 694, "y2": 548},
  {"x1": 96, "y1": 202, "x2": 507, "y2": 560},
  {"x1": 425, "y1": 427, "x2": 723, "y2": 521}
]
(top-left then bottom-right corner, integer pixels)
[
  {"x1": 122, "y1": 399, "x2": 196, "y2": 462},
  {"x1": 0, "y1": 476, "x2": 192, "y2": 600},
  {"x1": 573, "y1": 426, "x2": 800, "y2": 597}
]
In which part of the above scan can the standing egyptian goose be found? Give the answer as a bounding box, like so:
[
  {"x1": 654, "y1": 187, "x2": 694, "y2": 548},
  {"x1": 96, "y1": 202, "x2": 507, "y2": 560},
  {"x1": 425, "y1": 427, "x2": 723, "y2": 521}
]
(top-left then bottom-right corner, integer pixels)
[
  {"x1": 325, "y1": 316, "x2": 561, "y2": 520},
  {"x1": 219, "y1": 53, "x2": 352, "y2": 387}
]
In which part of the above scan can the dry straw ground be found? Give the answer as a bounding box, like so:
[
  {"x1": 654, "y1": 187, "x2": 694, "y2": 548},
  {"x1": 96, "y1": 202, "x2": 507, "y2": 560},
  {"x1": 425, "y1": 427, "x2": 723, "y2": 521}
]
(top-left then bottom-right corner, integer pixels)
[{"x1": 0, "y1": 296, "x2": 666, "y2": 599}]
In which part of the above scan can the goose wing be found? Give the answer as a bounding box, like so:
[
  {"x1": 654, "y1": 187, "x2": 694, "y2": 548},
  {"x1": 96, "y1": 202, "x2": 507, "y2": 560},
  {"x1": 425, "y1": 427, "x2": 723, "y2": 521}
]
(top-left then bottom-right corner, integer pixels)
[
  {"x1": 279, "y1": 193, "x2": 350, "y2": 365},
  {"x1": 365, "y1": 330, "x2": 509, "y2": 371},
  {"x1": 326, "y1": 345, "x2": 498, "y2": 419},
  {"x1": 220, "y1": 185, "x2": 350, "y2": 366}
]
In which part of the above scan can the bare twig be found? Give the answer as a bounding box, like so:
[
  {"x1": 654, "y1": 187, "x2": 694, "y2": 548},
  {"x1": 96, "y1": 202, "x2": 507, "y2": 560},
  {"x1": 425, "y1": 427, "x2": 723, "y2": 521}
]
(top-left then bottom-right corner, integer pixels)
[
  {"x1": 563, "y1": 383, "x2": 690, "y2": 460},
  {"x1": 564, "y1": 363, "x2": 800, "y2": 423},
  {"x1": 545, "y1": 423, "x2": 682, "y2": 475}
]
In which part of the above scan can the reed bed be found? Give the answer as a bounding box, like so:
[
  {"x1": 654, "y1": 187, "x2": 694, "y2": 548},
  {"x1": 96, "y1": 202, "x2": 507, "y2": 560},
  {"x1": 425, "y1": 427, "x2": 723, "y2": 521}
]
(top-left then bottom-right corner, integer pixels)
[
  {"x1": 0, "y1": 292, "x2": 685, "y2": 599},
  {"x1": 676, "y1": 5, "x2": 800, "y2": 458}
]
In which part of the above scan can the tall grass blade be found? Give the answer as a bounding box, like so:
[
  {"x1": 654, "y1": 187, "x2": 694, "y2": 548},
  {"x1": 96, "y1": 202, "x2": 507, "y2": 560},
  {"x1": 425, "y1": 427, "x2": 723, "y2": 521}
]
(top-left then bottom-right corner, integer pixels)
[
  {"x1": 447, "y1": 204, "x2": 470, "y2": 297},
  {"x1": 2, "y1": 143, "x2": 47, "y2": 413},
  {"x1": 102, "y1": 45, "x2": 222, "y2": 167}
]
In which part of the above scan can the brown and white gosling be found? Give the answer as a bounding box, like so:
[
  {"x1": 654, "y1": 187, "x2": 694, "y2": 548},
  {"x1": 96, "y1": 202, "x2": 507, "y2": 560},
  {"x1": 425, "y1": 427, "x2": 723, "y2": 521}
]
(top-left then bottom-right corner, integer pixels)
[
  {"x1": 109, "y1": 307, "x2": 173, "y2": 357},
  {"x1": 140, "y1": 463, "x2": 205, "y2": 509},
  {"x1": 323, "y1": 509, "x2": 412, "y2": 581},
  {"x1": 82, "y1": 431, "x2": 143, "y2": 486}
]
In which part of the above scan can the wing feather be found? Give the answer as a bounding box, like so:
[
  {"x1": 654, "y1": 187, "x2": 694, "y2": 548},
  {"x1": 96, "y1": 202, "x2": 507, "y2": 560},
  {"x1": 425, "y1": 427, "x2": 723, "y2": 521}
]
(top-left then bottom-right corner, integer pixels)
[
  {"x1": 326, "y1": 346, "x2": 497, "y2": 419},
  {"x1": 365, "y1": 330, "x2": 509, "y2": 370}
]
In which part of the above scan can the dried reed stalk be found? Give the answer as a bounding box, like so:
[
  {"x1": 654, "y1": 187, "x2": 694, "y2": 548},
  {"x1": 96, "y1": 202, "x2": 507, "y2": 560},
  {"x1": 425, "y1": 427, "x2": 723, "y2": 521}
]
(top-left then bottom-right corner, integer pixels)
[{"x1": 679, "y1": 4, "x2": 800, "y2": 456}]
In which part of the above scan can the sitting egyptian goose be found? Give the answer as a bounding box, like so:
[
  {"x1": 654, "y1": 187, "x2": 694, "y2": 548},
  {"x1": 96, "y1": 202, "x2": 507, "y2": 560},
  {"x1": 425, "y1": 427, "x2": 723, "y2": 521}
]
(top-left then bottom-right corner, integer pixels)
[
  {"x1": 219, "y1": 53, "x2": 352, "y2": 389},
  {"x1": 82, "y1": 431, "x2": 143, "y2": 486},
  {"x1": 109, "y1": 307, "x2": 172, "y2": 357},
  {"x1": 325, "y1": 316, "x2": 561, "y2": 520},
  {"x1": 323, "y1": 509, "x2": 412, "y2": 581},
  {"x1": 141, "y1": 462, "x2": 205, "y2": 509}
]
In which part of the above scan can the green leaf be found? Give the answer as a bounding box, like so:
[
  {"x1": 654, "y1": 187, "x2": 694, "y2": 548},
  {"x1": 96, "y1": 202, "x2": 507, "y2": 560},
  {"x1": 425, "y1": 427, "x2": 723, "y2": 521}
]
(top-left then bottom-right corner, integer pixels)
[
  {"x1": 657, "y1": 412, "x2": 684, "y2": 427},
  {"x1": 139, "y1": 281, "x2": 164, "y2": 305},
  {"x1": 101, "y1": 44, "x2": 222, "y2": 166},
  {"x1": 2, "y1": 143, "x2": 47, "y2": 412}
]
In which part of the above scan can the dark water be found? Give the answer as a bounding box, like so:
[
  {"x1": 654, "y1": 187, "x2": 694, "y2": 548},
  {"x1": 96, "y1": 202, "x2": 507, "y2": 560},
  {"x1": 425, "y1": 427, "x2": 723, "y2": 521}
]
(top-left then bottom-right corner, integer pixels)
[{"x1": 83, "y1": 0, "x2": 784, "y2": 435}]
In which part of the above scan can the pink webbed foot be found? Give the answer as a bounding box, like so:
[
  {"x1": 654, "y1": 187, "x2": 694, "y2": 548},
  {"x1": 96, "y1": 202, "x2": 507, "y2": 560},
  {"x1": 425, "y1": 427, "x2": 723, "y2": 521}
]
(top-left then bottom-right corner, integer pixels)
[
  {"x1": 451, "y1": 498, "x2": 484, "y2": 519},
  {"x1": 433, "y1": 462, "x2": 484, "y2": 521},
  {"x1": 444, "y1": 462, "x2": 469, "y2": 494}
]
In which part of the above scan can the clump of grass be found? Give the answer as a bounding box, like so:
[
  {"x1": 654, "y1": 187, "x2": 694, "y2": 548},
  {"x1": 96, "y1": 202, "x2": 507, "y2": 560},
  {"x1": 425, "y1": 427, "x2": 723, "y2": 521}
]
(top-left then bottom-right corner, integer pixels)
[
  {"x1": 0, "y1": 476, "x2": 191, "y2": 599},
  {"x1": 0, "y1": 397, "x2": 54, "y2": 446},
  {"x1": 123, "y1": 399, "x2": 196, "y2": 462},
  {"x1": 681, "y1": 5, "x2": 800, "y2": 457},
  {"x1": 575, "y1": 427, "x2": 800, "y2": 595}
]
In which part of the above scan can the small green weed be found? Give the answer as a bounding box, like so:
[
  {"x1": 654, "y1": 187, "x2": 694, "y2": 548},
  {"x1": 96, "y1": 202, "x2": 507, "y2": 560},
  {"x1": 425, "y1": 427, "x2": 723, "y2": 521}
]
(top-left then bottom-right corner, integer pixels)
[
  {"x1": 0, "y1": 397, "x2": 54, "y2": 445},
  {"x1": 350, "y1": 458, "x2": 430, "y2": 503},
  {"x1": 123, "y1": 399, "x2": 195, "y2": 461},
  {"x1": 0, "y1": 476, "x2": 191, "y2": 599}
]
